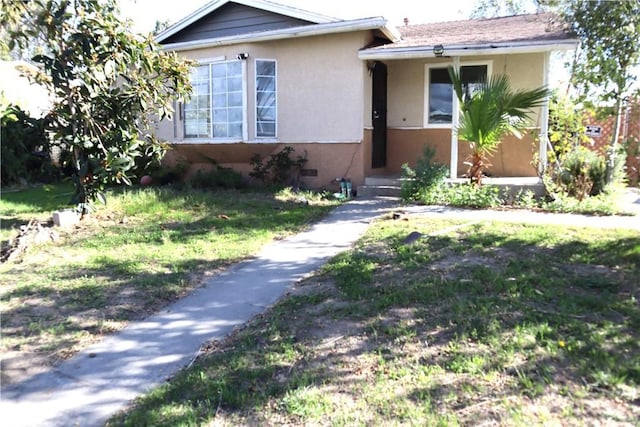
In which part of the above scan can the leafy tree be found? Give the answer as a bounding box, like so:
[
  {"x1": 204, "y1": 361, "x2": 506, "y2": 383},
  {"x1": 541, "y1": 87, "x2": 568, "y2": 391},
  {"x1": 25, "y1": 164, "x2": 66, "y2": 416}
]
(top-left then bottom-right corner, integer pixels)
[
  {"x1": 469, "y1": 0, "x2": 558, "y2": 18},
  {"x1": 1, "y1": 0, "x2": 192, "y2": 207},
  {"x1": 563, "y1": 0, "x2": 640, "y2": 183},
  {"x1": 449, "y1": 66, "x2": 549, "y2": 185}
]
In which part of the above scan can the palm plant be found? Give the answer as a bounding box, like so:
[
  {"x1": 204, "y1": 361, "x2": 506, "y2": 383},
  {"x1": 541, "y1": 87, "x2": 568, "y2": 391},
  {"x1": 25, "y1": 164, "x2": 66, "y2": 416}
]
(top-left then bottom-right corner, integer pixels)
[{"x1": 449, "y1": 67, "x2": 549, "y2": 185}]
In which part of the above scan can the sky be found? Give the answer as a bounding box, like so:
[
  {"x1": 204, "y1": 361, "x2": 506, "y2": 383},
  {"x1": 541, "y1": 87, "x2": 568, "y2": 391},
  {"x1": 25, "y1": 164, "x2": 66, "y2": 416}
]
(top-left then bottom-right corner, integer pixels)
[{"x1": 118, "y1": 0, "x2": 481, "y2": 34}]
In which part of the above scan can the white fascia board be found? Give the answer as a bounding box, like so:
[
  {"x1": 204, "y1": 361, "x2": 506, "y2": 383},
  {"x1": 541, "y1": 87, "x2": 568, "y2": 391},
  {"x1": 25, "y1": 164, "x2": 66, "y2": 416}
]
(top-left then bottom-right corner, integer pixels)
[
  {"x1": 358, "y1": 39, "x2": 579, "y2": 60},
  {"x1": 155, "y1": 0, "x2": 340, "y2": 43},
  {"x1": 378, "y1": 21, "x2": 402, "y2": 42},
  {"x1": 243, "y1": 0, "x2": 340, "y2": 23},
  {"x1": 161, "y1": 18, "x2": 390, "y2": 52}
]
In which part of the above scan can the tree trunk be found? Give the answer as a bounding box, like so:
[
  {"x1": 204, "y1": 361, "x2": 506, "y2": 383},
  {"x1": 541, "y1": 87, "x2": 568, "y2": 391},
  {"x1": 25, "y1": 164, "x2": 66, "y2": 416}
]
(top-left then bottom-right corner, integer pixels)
[{"x1": 606, "y1": 96, "x2": 624, "y2": 185}]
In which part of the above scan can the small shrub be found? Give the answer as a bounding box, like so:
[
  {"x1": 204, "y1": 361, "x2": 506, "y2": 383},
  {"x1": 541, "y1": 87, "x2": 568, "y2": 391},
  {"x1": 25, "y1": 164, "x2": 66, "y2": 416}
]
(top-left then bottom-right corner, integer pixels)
[
  {"x1": 187, "y1": 166, "x2": 244, "y2": 190},
  {"x1": 513, "y1": 189, "x2": 540, "y2": 209},
  {"x1": 542, "y1": 190, "x2": 619, "y2": 216},
  {"x1": 401, "y1": 146, "x2": 448, "y2": 201},
  {"x1": 443, "y1": 183, "x2": 503, "y2": 208},
  {"x1": 552, "y1": 147, "x2": 612, "y2": 200},
  {"x1": 250, "y1": 146, "x2": 307, "y2": 186}
]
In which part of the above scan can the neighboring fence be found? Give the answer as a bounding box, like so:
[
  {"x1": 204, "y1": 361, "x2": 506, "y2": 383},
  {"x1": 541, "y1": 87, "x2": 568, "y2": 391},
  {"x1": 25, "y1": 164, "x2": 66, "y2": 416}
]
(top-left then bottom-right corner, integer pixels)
[{"x1": 585, "y1": 99, "x2": 640, "y2": 186}]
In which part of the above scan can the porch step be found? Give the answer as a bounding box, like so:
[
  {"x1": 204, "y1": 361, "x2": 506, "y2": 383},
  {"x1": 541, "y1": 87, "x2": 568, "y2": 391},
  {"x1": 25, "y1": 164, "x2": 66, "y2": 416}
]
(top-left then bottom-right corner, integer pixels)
[
  {"x1": 357, "y1": 185, "x2": 402, "y2": 198},
  {"x1": 357, "y1": 176, "x2": 403, "y2": 198}
]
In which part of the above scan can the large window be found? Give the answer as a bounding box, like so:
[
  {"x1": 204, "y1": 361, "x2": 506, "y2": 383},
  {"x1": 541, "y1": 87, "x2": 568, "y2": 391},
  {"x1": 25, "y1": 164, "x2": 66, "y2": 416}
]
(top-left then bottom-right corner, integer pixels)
[
  {"x1": 426, "y1": 64, "x2": 488, "y2": 125},
  {"x1": 184, "y1": 65, "x2": 211, "y2": 138},
  {"x1": 184, "y1": 61, "x2": 244, "y2": 139},
  {"x1": 256, "y1": 60, "x2": 277, "y2": 138}
]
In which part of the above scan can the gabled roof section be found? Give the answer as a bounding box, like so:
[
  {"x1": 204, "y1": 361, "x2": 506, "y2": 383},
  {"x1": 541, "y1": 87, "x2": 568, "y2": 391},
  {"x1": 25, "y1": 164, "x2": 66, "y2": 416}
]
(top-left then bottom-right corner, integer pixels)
[
  {"x1": 360, "y1": 13, "x2": 578, "y2": 59},
  {"x1": 156, "y1": 0, "x2": 340, "y2": 44}
]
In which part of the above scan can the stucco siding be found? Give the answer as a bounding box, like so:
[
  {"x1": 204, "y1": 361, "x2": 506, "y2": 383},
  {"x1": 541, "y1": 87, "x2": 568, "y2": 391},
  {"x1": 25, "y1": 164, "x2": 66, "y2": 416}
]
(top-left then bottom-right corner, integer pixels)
[
  {"x1": 164, "y1": 142, "x2": 366, "y2": 188},
  {"x1": 385, "y1": 53, "x2": 546, "y2": 129},
  {"x1": 157, "y1": 31, "x2": 372, "y2": 145},
  {"x1": 384, "y1": 128, "x2": 538, "y2": 177}
]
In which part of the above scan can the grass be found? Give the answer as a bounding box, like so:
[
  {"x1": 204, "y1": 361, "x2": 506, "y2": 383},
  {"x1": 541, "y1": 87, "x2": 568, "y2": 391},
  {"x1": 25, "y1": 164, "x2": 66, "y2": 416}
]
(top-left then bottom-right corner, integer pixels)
[
  {"x1": 108, "y1": 215, "x2": 639, "y2": 426},
  {"x1": 0, "y1": 183, "x2": 338, "y2": 375}
]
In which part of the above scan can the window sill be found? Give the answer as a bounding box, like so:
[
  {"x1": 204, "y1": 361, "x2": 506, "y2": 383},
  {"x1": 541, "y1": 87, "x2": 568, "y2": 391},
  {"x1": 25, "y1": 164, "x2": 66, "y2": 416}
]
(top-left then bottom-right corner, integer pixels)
[
  {"x1": 423, "y1": 123, "x2": 453, "y2": 129},
  {"x1": 178, "y1": 138, "x2": 244, "y2": 144}
]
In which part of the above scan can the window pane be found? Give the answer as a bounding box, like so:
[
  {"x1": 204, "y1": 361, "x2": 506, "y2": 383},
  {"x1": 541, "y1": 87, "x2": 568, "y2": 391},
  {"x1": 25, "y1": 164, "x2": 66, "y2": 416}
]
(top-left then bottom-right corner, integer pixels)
[
  {"x1": 212, "y1": 94, "x2": 227, "y2": 107},
  {"x1": 228, "y1": 92, "x2": 242, "y2": 106},
  {"x1": 427, "y1": 65, "x2": 487, "y2": 124},
  {"x1": 227, "y1": 61, "x2": 242, "y2": 76},
  {"x1": 228, "y1": 76, "x2": 242, "y2": 92},
  {"x1": 257, "y1": 92, "x2": 275, "y2": 109},
  {"x1": 212, "y1": 64, "x2": 226, "y2": 78},
  {"x1": 228, "y1": 123, "x2": 243, "y2": 137},
  {"x1": 429, "y1": 82, "x2": 452, "y2": 123},
  {"x1": 256, "y1": 60, "x2": 276, "y2": 138},
  {"x1": 213, "y1": 77, "x2": 227, "y2": 92},
  {"x1": 257, "y1": 106, "x2": 275, "y2": 121},
  {"x1": 184, "y1": 65, "x2": 211, "y2": 138},
  {"x1": 228, "y1": 107, "x2": 243, "y2": 122},
  {"x1": 213, "y1": 123, "x2": 228, "y2": 137},
  {"x1": 461, "y1": 65, "x2": 487, "y2": 99},
  {"x1": 256, "y1": 61, "x2": 276, "y2": 76},
  {"x1": 256, "y1": 76, "x2": 275, "y2": 92},
  {"x1": 212, "y1": 108, "x2": 228, "y2": 124},
  {"x1": 430, "y1": 68, "x2": 451, "y2": 84},
  {"x1": 257, "y1": 122, "x2": 275, "y2": 138},
  {"x1": 461, "y1": 65, "x2": 487, "y2": 84}
]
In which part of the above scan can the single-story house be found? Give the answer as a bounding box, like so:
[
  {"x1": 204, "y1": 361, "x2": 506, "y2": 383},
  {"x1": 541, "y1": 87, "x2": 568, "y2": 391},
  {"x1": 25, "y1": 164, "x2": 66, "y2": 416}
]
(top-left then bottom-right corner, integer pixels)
[{"x1": 154, "y1": 0, "x2": 578, "y2": 188}]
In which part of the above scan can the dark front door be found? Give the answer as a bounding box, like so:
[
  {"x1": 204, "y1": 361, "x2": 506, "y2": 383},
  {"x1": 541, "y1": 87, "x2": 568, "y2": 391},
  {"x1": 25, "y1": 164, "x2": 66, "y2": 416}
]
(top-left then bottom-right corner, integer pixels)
[{"x1": 371, "y1": 61, "x2": 387, "y2": 169}]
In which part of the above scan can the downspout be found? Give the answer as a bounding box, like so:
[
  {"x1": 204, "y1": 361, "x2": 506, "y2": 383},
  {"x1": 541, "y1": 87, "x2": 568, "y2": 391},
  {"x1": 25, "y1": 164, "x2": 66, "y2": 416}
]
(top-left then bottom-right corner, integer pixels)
[
  {"x1": 450, "y1": 56, "x2": 461, "y2": 179},
  {"x1": 538, "y1": 51, "x2": 550, "y2": 176}
]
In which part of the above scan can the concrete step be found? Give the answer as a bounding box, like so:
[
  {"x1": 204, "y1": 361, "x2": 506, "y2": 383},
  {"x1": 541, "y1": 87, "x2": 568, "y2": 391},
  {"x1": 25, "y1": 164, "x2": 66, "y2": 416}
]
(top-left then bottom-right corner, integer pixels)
[
  {"x1": 357, "y1": 185, "x2": 402, "y2": 198},
  {"x1": 364, "y1": 176, "x2": 403, "y2": 187}
]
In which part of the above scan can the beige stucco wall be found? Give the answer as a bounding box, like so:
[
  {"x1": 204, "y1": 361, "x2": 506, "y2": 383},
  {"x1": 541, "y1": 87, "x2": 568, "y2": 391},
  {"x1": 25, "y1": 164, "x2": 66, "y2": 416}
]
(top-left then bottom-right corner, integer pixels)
[
  {"x1": 157, "y1": 31, "x2": 371, "y2": 144},
  {"x1": 385, "y1": 53, "x2": 545, "y2": 129}
]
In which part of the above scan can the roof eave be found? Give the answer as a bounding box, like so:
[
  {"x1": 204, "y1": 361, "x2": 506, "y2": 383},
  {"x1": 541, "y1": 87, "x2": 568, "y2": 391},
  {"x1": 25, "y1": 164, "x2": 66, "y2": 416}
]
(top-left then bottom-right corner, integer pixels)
[
  {"x1": 358, "y1": 39, "x2": 579, "y2": 60},
  {"x1": 155, "y1": 0, "x2": 340, "y2": 43},
  {"x1": 161, "y1": 18, "x2": 393, "y2": 51}
]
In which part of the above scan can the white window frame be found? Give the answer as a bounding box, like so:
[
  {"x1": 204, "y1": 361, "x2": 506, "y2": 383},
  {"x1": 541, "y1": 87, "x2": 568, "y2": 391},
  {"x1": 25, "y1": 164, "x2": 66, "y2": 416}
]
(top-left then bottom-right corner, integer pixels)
[
  {"x1": 183, "y1": 58, "x2": 248, "y2": 143},
  {"x1": 423, "y1": 60, "x2": 493, "y2": 129},
  {"x1": 254, "y1": 58, "x2": 278, "y2": 141}
]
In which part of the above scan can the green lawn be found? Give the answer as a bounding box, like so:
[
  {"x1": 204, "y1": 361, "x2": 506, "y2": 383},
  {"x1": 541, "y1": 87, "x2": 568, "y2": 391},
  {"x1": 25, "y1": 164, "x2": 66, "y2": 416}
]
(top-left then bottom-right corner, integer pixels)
[
  {"x1": 109, "y1": 216, "x2": 640, "y2": 426},
  {"x1": 0, "y1": 184, "x2": 338, "y2": 374}
]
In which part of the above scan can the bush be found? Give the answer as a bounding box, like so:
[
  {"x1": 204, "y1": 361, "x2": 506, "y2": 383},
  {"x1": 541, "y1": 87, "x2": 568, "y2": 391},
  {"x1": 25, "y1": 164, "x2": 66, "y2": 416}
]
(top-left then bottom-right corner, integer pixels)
[
  {"x1": 441, "y1": 184, "x2": 504, "y2": 208},
  {"x1": 250, "y1": 146, "x2": 307, "y2": 186},
  {"x1": 187, "y1": 166, "x2": 245, "y2": 190},
  {"x1": 401, "y1": 146, "x2": 448, "y2": 201},
  {"x1": 552, "y1": 147, "x2": 616, "y2": 200},
  {"x1": 1, "y1": 103, "x2": 58, "y2": 185}
]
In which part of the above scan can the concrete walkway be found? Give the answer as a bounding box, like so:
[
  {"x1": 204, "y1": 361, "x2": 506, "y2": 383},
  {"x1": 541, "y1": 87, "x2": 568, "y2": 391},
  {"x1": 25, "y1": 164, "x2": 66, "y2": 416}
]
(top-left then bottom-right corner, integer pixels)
[
  {"x1": 2, "y1": 195, "x2": 638, "y2": 427},
  {"x1": 0, "y1": 198, "x2": 396, "y2": 427}
]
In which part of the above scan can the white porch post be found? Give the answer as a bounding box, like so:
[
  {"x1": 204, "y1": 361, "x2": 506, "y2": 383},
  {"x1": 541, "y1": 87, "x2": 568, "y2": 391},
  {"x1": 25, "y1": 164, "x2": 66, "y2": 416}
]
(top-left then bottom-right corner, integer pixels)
[
  {"x1": 538, "y1": 51, "x2": 550, "y2": 175},
  {"x1": 450, "y1": 56, "x2": 461, "y2": 179}
]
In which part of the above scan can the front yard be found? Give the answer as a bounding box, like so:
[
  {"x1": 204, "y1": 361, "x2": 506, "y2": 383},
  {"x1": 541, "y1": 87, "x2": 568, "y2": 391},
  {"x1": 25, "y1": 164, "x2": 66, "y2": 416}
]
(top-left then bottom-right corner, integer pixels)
[
  {"x1": 110, "y1": 215, "x2": 639, "y2": 426},
  {"x1": 0, "y1": 184, "x2": 337, "y2": 385}
]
